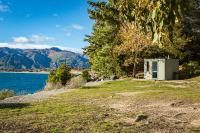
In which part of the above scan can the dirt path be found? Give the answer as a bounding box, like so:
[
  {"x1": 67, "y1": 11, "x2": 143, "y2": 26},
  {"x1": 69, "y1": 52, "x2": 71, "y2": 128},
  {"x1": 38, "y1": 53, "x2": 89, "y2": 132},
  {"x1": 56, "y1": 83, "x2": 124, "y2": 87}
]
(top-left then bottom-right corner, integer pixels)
[
  {"x1": 84, "y1": 80, "x2": 113, "y2": 87},
  {"x1": 105, "y1": 91, "x2": 200, "y2": 131},
  {"x1": 0, "y1": 88, "x2": 73, "y2": 103},
  {"x1": 0, "y1": 79, "x2": 113, "y2": 104}
]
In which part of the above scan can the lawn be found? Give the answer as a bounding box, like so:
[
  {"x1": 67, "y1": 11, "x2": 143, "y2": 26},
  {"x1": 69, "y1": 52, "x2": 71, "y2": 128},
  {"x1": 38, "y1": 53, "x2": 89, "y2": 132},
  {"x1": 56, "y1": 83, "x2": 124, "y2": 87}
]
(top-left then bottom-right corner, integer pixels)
[{"x1": 1, "y1": 78, "x2": 200, "y2": 132}]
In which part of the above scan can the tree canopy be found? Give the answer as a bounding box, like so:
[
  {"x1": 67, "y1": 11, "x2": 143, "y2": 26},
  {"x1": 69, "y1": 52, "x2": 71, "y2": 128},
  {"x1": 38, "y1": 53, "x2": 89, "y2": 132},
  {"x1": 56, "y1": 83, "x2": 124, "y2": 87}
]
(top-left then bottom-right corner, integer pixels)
[
  {"x1": 115, "y1": 0, "x2": 199, "y2": 45},
  {"x1": 47, "y1": 63, "x2": 71, "y2": 85},
  {"x1": 85, "y1": 0, "x2": 200, "y2": 77}
]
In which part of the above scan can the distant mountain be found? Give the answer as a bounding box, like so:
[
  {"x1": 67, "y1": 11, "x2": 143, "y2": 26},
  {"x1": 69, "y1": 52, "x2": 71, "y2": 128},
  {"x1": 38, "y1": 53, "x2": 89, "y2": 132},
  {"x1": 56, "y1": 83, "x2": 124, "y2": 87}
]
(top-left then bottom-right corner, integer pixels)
[{"x1": 0, "y1": 47, "x2": 90, "y2": 69}]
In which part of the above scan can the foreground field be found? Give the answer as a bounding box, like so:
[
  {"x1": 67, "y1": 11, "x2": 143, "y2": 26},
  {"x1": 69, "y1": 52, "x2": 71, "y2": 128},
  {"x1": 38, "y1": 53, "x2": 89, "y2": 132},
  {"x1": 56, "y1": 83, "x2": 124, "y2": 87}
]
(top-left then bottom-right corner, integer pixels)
[{"x1": 1, "y1": 78, "x2": 200, "y2": 132}]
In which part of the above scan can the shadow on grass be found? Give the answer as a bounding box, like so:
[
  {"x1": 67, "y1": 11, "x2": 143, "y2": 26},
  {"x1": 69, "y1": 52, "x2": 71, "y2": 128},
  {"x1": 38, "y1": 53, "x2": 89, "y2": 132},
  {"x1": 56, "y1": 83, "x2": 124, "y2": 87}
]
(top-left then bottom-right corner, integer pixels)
[
  {"x1": 80, "y1": 86, "x2": 102, "y2": 89},
  {"x1": 0, "y1": 103, "x2": 30, "y2": 109},
  {"x1": 187, "y1": 74, "x2": 200, "y2": 80},
  {"x1": 180, "y1": 73, "x2": 200, "y2": 80}
]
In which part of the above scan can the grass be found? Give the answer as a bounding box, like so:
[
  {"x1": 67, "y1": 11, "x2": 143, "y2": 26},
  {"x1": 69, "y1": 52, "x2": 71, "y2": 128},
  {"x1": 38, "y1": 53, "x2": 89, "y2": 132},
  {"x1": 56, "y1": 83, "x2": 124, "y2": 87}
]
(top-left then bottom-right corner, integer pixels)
[
  {"x1": 188, "y1": 75, "x2": 200, "y2": 81},
  {"x1": 1, "y1": 78, "x2": 200, "y2": 132},
  {"x1": 0, "y1": 89, "x2": 15, "y2": 100}
]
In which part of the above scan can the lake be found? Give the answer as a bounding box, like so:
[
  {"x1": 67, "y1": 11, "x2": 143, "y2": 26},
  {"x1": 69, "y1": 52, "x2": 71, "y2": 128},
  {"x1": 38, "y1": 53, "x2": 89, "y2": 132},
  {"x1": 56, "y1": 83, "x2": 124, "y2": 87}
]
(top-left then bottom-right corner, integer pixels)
[{"x1": 0, "y1": 72, "x2": 49, "y2": 95}]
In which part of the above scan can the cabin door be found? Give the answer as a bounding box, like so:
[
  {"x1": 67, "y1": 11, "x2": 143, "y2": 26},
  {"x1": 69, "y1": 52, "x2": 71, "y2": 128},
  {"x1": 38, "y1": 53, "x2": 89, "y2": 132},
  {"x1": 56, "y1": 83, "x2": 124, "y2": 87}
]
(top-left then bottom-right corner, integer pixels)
[{"x1": 152, "y1": 61, "x2": 158, "y2": 79}]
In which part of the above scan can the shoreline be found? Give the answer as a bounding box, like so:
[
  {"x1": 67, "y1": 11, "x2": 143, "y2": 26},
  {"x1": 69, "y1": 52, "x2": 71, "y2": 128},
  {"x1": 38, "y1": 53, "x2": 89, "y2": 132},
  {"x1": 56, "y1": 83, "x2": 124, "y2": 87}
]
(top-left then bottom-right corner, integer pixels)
[
  {"x1": 0, "y1": 80, "x2": 112, "y2": 103},
  {"x1": 0, "y1": 71, "x2": 50, "y2": 74},
  {"x1": 0, "y1": 87, "x2": 73, "y2": 103}
]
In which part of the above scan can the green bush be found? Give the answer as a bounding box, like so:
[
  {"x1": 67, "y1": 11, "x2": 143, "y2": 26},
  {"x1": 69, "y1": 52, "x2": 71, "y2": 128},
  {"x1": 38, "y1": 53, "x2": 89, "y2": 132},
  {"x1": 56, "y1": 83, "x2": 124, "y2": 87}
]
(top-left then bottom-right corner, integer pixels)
[
  {"x1": 0, "y1": 89, "x2": 15, "y2": 100},
  {"x1": 56, "y1": 64, "x2": 71, "y2": 85},
  {"x1": 47, "y1": 70, "x2": 58, "y2": 83},
  {"x1": 47, "y1": 63, "x2": 72, "y2": 86},
  {"x1": 81, "y1": 70, "x2": 90, "y2": 82},
  {"x1": 182, "y1": 61, "x2": 199, "y2": 78}
]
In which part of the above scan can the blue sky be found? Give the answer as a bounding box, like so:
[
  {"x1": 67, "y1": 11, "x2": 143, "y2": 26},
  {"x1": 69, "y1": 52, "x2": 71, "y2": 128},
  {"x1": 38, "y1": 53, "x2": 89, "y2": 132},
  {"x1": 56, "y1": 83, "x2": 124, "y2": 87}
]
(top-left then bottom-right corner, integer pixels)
[{"x1": 0, "y1": 0, "x2": 95, "y2": 52}]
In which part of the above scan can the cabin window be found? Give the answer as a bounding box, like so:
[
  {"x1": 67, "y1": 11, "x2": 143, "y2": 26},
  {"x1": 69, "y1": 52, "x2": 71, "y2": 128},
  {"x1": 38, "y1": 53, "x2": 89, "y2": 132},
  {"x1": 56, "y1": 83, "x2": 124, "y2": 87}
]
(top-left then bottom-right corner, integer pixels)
[
  {"x1": 152, "y1": 62, "x2": 158, "y2": 79},
  {"x1": 147, "y1": 61, "x2": 149, "y2": 72}
]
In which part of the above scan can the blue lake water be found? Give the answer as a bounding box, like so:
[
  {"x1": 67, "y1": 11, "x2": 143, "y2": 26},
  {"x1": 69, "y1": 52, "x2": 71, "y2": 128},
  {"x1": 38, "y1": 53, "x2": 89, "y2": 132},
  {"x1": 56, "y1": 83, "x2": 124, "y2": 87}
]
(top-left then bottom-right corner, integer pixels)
[{"x1": 0, "y1": 72, "x2": 48, "y2": 95}]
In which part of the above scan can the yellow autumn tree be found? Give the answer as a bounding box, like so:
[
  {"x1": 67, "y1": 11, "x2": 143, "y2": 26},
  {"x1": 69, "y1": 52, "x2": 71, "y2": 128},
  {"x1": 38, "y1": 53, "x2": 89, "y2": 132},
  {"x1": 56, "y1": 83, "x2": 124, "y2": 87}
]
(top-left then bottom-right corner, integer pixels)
[
  {"x1": 109, "y1": 0, "x2": 194, "y2": 45},
  {"x1": 114, "y1": 22, "x2": 153, "y2": 77}
]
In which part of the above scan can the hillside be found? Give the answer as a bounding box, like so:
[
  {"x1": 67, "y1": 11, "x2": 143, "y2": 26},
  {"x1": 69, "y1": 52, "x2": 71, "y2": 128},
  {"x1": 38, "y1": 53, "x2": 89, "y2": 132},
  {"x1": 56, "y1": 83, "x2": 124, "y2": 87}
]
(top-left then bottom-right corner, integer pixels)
[
  {"x1": 0, "y1": 47, "x2": 90, "y2": 69},
  {"x1": 1, "y1": 78, "x2": 200, "y2": 132}
]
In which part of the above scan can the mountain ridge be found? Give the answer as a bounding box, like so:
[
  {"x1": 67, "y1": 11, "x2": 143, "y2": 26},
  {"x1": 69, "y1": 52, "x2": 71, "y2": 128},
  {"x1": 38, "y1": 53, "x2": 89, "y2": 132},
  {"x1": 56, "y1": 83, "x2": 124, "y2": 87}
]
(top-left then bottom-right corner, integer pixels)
[{"x1": 0, "y1": 47, "x2": 89, "y2": 69}]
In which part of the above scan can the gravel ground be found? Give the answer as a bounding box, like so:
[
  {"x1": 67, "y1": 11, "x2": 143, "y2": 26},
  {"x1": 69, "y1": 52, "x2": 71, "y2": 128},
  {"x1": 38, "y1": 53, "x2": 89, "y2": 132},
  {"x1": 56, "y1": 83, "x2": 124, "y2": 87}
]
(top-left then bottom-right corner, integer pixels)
[
  {"x1": 84, "y1": 80, "x2": 112, "y2": 87},
  {"x1": 0, "y1": 80, "x2": 114, "y2": 104},
  {"x1": 0, "y1": 88, "x2": 73, "y2": 103}
]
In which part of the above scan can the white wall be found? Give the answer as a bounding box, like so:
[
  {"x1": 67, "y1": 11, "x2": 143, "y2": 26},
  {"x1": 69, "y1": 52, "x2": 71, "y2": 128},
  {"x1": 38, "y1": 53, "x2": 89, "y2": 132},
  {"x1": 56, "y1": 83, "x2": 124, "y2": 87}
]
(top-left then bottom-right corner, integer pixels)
[
  {"x1": 158, "y1": 60, "x2": 165, "y2": 80},
  {"x1": 144, "y1": 59, "x2": 179, "y2": 80}
]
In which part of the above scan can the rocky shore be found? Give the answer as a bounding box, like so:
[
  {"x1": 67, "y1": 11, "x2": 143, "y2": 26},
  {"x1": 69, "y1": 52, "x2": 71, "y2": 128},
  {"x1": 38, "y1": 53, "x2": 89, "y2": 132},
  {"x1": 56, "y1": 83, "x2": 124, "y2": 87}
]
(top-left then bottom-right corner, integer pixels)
[
  {"x1": 0, "y1": 88, "x2": 72, "y2": 103},
  {"x1": 0, "y1": 80, "x2": 112, "y2": 104}
]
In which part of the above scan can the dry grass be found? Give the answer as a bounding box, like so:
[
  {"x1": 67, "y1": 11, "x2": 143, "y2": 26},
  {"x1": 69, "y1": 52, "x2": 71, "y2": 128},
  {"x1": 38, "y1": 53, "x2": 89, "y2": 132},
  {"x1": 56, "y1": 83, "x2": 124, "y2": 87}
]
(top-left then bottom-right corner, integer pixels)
[{"x1": 1, "y1": 77, "x2": 200, "y2": 132}]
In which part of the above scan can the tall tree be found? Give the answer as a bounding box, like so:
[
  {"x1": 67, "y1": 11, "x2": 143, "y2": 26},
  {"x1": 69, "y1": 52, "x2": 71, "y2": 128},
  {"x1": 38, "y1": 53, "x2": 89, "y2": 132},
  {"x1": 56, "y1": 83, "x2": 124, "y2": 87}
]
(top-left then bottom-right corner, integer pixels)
[
  {"x1": 114, "y1": 22, "x2": 151, "y2": 77},
  {"x1": 85, "y1": 0, "x2": 199, "y2": 77},
  {"x1": 109, "y1": 0, "x2": 197, "y2": 45},
  {"x1": 84, "y1": 21, "x2": 121, "y2": 77}
]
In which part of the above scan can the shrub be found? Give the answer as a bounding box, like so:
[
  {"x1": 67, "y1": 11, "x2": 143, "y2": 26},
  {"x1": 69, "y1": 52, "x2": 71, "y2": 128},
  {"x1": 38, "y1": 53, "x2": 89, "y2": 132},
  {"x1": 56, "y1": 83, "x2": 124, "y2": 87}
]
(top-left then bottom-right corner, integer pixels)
[
  {"x1": 47, "y1": 70, "x2": 58, "y2": 83},
  {"x1": 47, "y1": 63, "x2": 72, "y2": 86},
  {"x1": 81, "y1": 70, "x2": 90, "y2": 82},
  {"x1": 0, "y1": 89, "x2": 15, "y2": 100},
  {"x1": 182, "y1": 61, "x2": 199, "y2": 78},
  {"x1": 56, "y1": 63, "x2": 71, "y2": 85},
  {"x1": 68, "y1": 76, "x2": 87, "y2": 89}
]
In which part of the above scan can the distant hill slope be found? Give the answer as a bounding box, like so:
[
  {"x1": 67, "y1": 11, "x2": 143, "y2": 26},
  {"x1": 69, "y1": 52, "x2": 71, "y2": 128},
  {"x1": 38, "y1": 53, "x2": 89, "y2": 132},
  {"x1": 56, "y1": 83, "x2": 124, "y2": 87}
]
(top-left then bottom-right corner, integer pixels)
[{"x1": 0, "y1": 47, "x2": 90, "y2": 69}]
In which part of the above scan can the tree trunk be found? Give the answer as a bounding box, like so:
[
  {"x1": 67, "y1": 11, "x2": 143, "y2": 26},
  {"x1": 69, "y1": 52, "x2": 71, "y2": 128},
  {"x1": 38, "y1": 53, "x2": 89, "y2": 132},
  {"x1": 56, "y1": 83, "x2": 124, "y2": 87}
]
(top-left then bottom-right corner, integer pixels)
[
  {"x1": 133, "y1": 62, "x2": 137, "y2": 78},
  {"x1": 133, "y1": 53, "x2": 138, "y2": 78}
]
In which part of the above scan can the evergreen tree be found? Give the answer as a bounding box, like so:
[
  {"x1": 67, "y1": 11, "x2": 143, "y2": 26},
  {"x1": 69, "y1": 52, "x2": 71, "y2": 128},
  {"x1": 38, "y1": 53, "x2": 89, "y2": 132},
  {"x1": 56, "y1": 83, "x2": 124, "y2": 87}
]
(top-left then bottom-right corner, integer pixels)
[
  {"x1": 47, "y1": 63, "x2": 71, "y2": 85},
  {"x1": 84, "y1": 3, "x2": 122, "y2": 77},
  {"x1": 56, "y1": 63, "x2": 71, "y2": 85},
  {"x1": 85, "y1": 0, "x2": 199, "y2": 77}
]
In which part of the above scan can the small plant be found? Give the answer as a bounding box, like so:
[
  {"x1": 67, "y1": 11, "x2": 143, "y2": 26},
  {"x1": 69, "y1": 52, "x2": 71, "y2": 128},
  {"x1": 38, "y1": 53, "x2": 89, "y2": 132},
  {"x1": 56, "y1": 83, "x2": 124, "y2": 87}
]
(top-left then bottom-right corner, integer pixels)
[
  {"x1": 81, "y1": 70, "x2": 90, "y2": 82},
  {"x1": 0, "y1": 89, "x2": 15, "y2": 100}
]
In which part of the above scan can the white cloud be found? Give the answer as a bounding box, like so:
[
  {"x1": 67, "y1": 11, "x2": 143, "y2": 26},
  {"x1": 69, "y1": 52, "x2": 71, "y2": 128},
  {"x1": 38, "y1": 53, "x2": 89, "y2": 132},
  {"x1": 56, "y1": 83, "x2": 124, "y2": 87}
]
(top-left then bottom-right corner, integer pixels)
[
  {"x1": 0, "y1": 42, "x2": 83, "y2": 53},
  {"x1": 72, "y1": 24, "x2": 85, "y2": 30},
  {"x1": 0, "y1": 17, "x2": 4, "y2": 21},
  {"x1": 30, "y1": 35, "x2": 55, "y2": 43},
  {"x1": 0, "y1": 4, "x2": 10, "y2": 12},
  {"x1": 13, "y1": 35, "x2": 55, "y2": 44},
  {"x1": 13, "y1": 37, "x2": 29, "y2": 43},
  {"x1": 1, "y1": 34, "x2": 83, "y2": 53}
]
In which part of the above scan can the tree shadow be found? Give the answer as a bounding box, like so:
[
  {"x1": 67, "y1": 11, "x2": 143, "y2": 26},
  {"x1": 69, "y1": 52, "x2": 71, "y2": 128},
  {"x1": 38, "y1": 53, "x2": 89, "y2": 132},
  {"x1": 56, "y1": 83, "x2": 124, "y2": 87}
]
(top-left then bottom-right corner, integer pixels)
[
  {"x1": 181, "y1": 74, "x2": 200, "y2": 80},
  {"x1": 0, "y1": 103, "x2": 30, "y2": 109},
  {"x1": 80, "y1": 86, "x2": 101, "y2": 89}
]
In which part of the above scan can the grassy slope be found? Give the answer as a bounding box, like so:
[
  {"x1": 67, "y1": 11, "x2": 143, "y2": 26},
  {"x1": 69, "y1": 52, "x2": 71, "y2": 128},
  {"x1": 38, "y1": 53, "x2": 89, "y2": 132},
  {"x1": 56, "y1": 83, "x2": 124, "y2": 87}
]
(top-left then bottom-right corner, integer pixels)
[{"x1": 0, "y1": 78, "x2": 200, "y2": 132}]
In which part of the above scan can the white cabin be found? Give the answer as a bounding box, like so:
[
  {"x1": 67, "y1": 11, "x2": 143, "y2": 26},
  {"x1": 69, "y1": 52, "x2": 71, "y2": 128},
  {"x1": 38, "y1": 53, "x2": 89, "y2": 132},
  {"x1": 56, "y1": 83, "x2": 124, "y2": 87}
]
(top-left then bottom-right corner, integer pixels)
[{"x1": 144, "y1": 59, "x2": 179, "y2": 80}]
